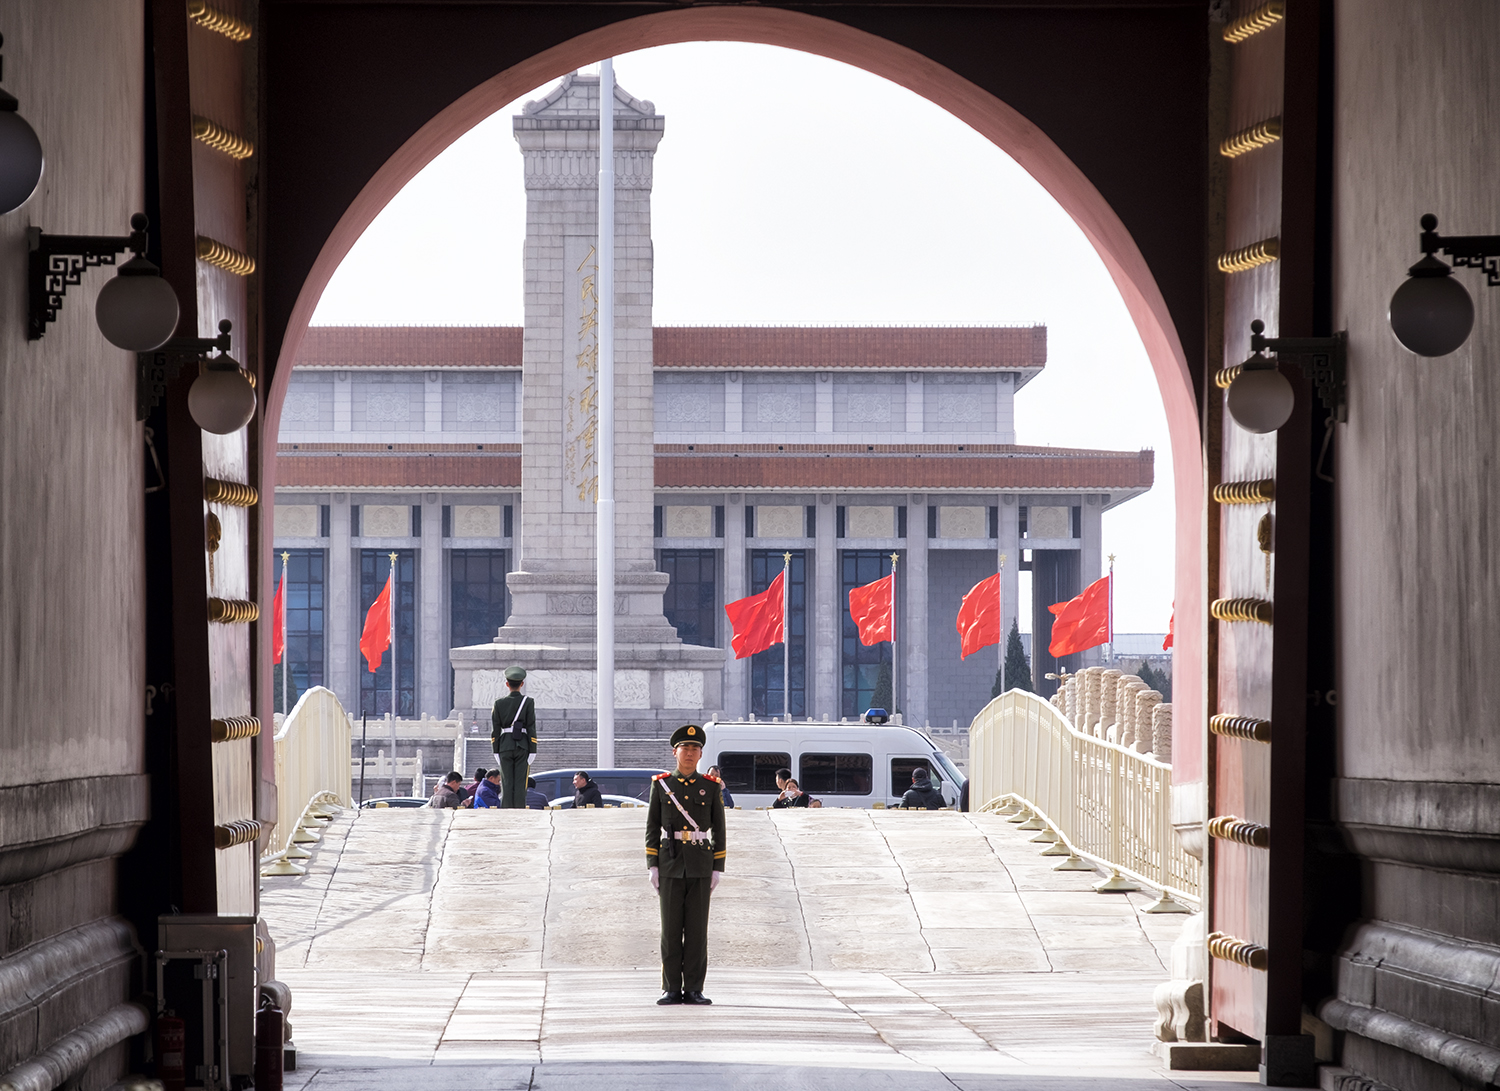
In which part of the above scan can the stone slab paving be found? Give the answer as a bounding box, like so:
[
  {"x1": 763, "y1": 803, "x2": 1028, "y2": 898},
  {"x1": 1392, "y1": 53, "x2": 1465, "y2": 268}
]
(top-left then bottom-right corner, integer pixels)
[{"x1": 263, "y1": 807, "x2": 1244, "y2": 1088}]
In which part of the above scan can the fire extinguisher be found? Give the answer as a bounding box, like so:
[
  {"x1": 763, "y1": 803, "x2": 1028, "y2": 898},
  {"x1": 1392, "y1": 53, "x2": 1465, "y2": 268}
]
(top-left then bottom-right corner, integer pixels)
[
  {"x1": 255, "y1": 996, "x2": 284, "y2": 1091},
  {"x1": 156, "y1": 1011, "x2": 186, "y2": 1091}
]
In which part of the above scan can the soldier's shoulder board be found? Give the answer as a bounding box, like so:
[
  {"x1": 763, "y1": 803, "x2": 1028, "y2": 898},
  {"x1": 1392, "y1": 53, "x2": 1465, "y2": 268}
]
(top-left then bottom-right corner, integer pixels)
[
  {"x1": 705, "y1": 773, "x2": 722, "y2": 784},
  {"x1": 653, "y1": 772, "x2": 669, "y2": 782}
]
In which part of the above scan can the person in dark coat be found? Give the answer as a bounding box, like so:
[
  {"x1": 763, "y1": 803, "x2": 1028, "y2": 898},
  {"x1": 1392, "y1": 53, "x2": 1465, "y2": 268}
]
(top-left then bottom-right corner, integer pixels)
[
  {"x1": 472, "y1": 770, "x2": 503, "y2": 809},
  {"x1": 525, "y1": 776, "x2": 550, "y2": 810},
  {"x1": 706, "y1": 766, "x2": 734, "y2": 809},
  {"x1": 646, "y1": 724, "x2": 725, "y2": 1006},
  {"x1": 427, "y1": 772, "x2": 466, "y2": 809},
  {"x1": 573, "y1": 772, "x2": 604, "y2": 809},
  {"x1": 490, "y1": 666, "x2": 537, "y2": 808},
  {"x1": 772, "y1": 778, "x2": 810, "y2": 808},
  {"x1": 901, "y1": 766, "x2": 946, "y2": 810}
]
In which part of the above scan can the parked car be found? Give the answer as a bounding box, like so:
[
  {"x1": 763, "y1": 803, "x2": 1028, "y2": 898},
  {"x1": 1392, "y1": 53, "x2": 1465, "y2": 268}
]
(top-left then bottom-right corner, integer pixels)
[
  {"x1": 549, "y1": 793, "x2": 647, "y2": 809},
  {"x1": 529, "y1": 768, "x2": 664, "y2": 805},
  {"x1": 359, "y1": 796, "x2": 428, "y2": 809},
  {"x1": 698, "y1": 719, "x2": 967, "y2": 810}
]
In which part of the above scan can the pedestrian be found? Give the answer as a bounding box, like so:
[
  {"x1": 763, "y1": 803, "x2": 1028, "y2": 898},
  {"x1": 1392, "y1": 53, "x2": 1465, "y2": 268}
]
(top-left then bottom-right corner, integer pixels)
[
  {"x1": 706, "y1": 765, "x2": 734, "y2": 809},
  {"x1": 773, "y1": 778, "x2": 809, "y2": 808},
  {"x1": 901, "y1": 766, "x2": 946, "y2": 810},
  {"x1": 525, "y1": 776, "x2": 550, "y2": 810},
  {"x1": 427, "y1": 771, "x2": 466, "y2": 809},
  {"x1": 573, "y1": 771, "x2": 604, "y2": 809},
  {"x1": 646, "y1": 724, "x2": 725, "y2": 1006},
  {"x1": 490, "y1": 666, "x2": 537, "y2": 808},
  {"x1": 471, "y1": 769, "x2": 504, "y2": 809}
]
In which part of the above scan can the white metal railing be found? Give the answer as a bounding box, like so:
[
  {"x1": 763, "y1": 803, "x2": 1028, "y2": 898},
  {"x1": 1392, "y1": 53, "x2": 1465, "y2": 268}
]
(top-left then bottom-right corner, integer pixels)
[
  {"x1": 261, "y1": 687, "x2": 353, "y2": 876},
  {"x1": 969, "y1": 689, "x2": 1200, "y2": 906}
]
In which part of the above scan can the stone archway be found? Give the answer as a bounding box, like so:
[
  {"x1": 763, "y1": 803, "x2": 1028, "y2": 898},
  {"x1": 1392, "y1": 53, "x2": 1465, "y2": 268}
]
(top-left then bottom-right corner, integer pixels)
[{"x1": 261, "y1": 6, "x2": 1205, "y2": 780}]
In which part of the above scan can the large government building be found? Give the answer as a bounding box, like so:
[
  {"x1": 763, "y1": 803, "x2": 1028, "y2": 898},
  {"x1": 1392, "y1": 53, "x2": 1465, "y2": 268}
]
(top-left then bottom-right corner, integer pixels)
[{"x1": 271, "y1": 73, "x2": 1153, "y2": 744}]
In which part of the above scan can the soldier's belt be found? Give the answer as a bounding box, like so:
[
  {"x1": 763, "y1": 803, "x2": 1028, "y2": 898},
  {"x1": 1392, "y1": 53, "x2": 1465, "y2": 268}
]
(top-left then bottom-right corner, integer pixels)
[{"x1": 672, "y1": 831, "x2": 711, "y2": 843}]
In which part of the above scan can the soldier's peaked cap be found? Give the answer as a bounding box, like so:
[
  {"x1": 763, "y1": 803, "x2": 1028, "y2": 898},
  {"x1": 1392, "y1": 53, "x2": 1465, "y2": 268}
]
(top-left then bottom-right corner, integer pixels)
[
  {"x1": 504, "y1": 666, "x2": 527, "y2": 682},
  {"x1": 671, "y1": 724, "x2": 704, "y2": 748}
]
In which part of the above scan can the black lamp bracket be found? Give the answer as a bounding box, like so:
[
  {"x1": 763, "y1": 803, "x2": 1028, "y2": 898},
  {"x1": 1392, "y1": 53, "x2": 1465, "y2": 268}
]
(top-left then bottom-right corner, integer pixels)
[
  {"x1": 1247, "y1": 319, "x2": 1347, "y2": 423},
  {"x1": 137, "y1": 320, "x2": 233, "y2": 421},
  {"x1": 27, "y1": 213, "x2": 149, "y2": 341},
  {"x1": 1420, "y1": 214, "x2": 1500, "y2": 287}
]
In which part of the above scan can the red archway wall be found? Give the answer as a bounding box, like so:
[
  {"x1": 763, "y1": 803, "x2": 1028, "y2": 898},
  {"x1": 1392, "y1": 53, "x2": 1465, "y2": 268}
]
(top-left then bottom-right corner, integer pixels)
[{"x1": 260, "y1": 7, "x2": 1205, "y2": 783}]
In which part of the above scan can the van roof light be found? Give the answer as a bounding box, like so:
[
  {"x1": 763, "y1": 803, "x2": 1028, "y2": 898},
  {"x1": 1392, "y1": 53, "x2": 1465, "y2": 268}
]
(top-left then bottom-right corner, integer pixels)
[{"x1": 864, "y1": 707, "x2": 889, "y2": 724}]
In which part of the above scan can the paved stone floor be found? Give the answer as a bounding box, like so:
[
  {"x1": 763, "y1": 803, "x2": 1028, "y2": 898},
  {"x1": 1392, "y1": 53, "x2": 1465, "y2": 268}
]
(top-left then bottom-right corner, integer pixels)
[{"x1": 262, "y1": 808, "x2": 1249, "y2": 1089}]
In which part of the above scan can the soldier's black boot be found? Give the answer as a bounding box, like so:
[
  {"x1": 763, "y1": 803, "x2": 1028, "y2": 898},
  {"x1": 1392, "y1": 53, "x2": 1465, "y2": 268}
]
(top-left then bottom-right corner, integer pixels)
[
  {"x1": 683, "y1": 991, "x2": 712, "y2": 1005},
  {"x1": 657, "y1": 991, "x2": 682, "y2": 1005}
]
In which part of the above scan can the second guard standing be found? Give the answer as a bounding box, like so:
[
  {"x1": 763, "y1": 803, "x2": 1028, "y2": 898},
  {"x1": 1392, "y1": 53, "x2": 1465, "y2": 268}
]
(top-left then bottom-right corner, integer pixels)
[
  {"x1": 646, "y1": 723, "x2": 725, "y2": 1005},
  {"x1": 490, "y1": 666, "x2": 537, "y2": 808}
]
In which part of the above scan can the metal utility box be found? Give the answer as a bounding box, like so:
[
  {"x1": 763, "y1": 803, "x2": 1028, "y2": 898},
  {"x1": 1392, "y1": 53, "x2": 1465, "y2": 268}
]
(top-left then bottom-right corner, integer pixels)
[{"x1": 158, "y1": 915, "x2": 258, "y2": 1088}]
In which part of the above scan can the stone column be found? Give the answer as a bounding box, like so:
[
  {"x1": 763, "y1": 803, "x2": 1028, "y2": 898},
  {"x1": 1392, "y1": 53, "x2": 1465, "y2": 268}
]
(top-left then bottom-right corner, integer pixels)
[
  {"x1": 906, "y1": 372, "x2": 923, "y2": 433},
  {"x1": 815, "y1": 372, "x2": 833, "y2": 433},
  {"x1": 815, "y1": 492, "x2": 839, "y2": 719},
  {"x1": 997, "y1": 493, "x2": 1021, "y2": 683},
  {"x1": 723, "y1": 373, "x2": 742, "y2": 433},
  {"x1": 1080, "y1": 493, "x2": 1104, "y2": 665},
  {"x1": 723, "y1": 493, "x2": 747, "y2": 717},
  {"x1": 453, "y1": 73, "x2": 724, "y2": 738},
  {"x1": 904, "y1": 494, "x2": 928, "y2": 728},
  {"x1": 419, "y1": 492, "x2": 444, "y2": 716},
  {"x1": 327, "y1": 492, "x2": 353, "y2": 711}
]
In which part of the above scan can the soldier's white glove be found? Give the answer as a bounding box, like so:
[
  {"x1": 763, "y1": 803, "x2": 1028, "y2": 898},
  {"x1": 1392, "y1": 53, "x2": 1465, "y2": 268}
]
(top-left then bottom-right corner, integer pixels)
[
  {"x1": 710, "y1": 871, "x2": 721, "y2": 892},
  {"x1": 648, "y1": 867, "x2": 660, "y2": 891},
  {"x1": 527, "y1": 753, "x2": 535, "y2": 766}
]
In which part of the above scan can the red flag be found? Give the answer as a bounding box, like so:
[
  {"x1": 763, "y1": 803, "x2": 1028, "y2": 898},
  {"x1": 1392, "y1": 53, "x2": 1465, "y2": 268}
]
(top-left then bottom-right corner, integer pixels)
[
  {"x1": 848, "y1": 573, "x2": 894, "y2": 646},
  {"x1": 360, "y1": 569, "x2": 394, "y2": 673},
  {"x1": 1048, "y1": 574, "x2": 1112, "y2": 658},
  {"x1": 724, "y1": 570, "x2": 785, "y2": 660},
  {"x1": 1163, "y1": 608, "x2": 1174, "y2": 650},
  {"x1": 271, "y1": 566, "x2": 286, "y2": 665},
  {"x1": 956, "y1": 572, "x2": 1003, "y2": 660}
]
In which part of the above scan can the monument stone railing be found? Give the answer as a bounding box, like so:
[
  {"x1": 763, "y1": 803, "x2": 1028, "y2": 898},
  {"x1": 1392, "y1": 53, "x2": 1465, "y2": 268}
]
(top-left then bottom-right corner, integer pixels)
[
  {"x1": 969, "y1": 686, "x2": 1200, "y2": 907},
  {"x1": 260, "y1": 686, "x2": 353, "y2": 876}
]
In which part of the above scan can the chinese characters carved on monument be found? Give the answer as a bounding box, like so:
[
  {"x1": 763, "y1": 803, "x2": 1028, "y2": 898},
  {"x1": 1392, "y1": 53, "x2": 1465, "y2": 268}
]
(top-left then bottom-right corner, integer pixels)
[{"x1": 562, "y1": 238, "x2": 600, "y2": 512}]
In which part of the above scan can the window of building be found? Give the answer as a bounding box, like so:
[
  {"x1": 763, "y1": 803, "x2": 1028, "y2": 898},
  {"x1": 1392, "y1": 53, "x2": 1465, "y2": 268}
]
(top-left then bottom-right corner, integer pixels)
[
  {"x1": 713, "y1": 752, "x2": 791, "y2": 794},
  {"x1": 450, "y1": 549, "x2": 508, "y2": 708},
  {"x1": 891, "y1": 757, "x2": 938, "y2": 796},
  {"x1": 841, "y1": 550, "x2": 894, "y2": 717},
  {"x1": 359, "y1": 549, "x2": 416, "y2": 716},
  {"x1": 275, "y1": 550, "x2": 326, "y2": 696},
  {"x1": 659, "y1": 549, "x2": 717, "y2": 648},
  {"x1": 749, "y1": 550, "x2": 806, "y2": 717},
  {"x1": 800, "y1": 753, "x2": 873, "y2": 795}
]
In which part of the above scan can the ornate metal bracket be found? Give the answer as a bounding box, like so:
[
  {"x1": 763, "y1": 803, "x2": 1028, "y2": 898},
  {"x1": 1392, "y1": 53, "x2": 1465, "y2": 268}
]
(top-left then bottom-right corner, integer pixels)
[
  {"x1": 1247, "y1": 319, "x2": 1347, "y2": 423},
  {"x1": 136, "y1": 319, "x2": 233, "y2": 420},
  {"x1": 1420, "y1": 213, "x2": 1500, "y2": 288},
  {"x1": 27, "y1": 213, "x2": 149, "y2": 341}
]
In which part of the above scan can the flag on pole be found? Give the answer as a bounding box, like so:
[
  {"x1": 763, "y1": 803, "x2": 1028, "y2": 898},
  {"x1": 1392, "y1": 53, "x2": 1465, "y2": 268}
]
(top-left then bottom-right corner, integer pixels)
[
  {"x1": 360, "y1": 568, "x2": 394, "y2": 673},
  {"x1": 1048, "y1": 574, "x2": 1112, "y2": 658},
  {"x1": 1163, "y1": 607, "x2": 1174, "y2": 651},
  {"x1": 724, "y1": 571, "x2": 785, "y2": 660},
  {"x1": 848, "y1": 573, "x2": 894, "y2": 646},
  {"x1": 956, "y1": 572, "x2": 1003, "y2": 659},
  {"x1": 271, "y1": 565, "x2": 286, "y2": 665}
]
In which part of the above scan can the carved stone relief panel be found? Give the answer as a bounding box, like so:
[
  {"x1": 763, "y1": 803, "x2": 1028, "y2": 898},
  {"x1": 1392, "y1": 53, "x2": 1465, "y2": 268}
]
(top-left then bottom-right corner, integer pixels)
[
  {"x1": 756, "y1": 505, "x2": 804, "y2": 538},
  {"x1": 846, "y1": 506, "x2": 895, "y2": 538},
  {"x1": 664, "y1": 505, "x2": 713, "y2": 538},
  {"x1": 453, "y1": 505, "x2": 502, "y2": 538},
  {"x1": 362, "y1": 504, "x2": 410, "y2": 537},
  {"x1": 939, "y1": 505, "x2": 987, "y2": 539}
]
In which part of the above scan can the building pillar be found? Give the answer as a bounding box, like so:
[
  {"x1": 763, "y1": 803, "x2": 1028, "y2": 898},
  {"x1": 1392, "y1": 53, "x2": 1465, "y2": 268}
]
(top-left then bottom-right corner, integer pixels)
[
  {"x1": 906, "y1": 372, "x2": 923, "y2": 433},
  {"x1": 815, "y1": 372, "x2": 833, "y2": 433},
  {"x1": 904, "y1": 496, "x2": 928, "y2": 728},
  {"x1": 998, "y1": 493, "x2": 1020, "y2": 688},
  {"x1": 724, "y1": 372, "x2": 741, "y2": 433},
  {"x1": 327, "y1": 492, "x2": 353, "y2": 711},
  {"x1": 425, "y1": 371, "x2": 442, "y2": 433},
  {"x1": 333, "y1": 370, "x2": 351, "y2": 432},
  {"x1": 723, "y1": 493, "x2": 747, "y2": 717},
  {"x1": 815, "y1": 492, "x2": 838, "y2": 720},
  {"x1": 419, "y1": 492, "x2": 444, "y2": 716},
  {"x1": 1081, "y1": 493, "x2": 1104, "y2": 666}
]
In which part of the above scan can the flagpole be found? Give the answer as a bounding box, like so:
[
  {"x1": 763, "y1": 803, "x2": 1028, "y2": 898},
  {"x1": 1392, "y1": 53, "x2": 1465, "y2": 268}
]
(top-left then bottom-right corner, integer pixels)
[
  {"x1": 781, "y1": 552, "x2": 791, "y2": 721},
  {"x1": 388, "y1": 553, "x2": 398, "y2": 718},
  {"x1": 997, "y1": 552, "x2": 1007, "y2": 691},
  {"x1": 280, "y1": 551, "x2": 290, "y2": 716},
  {"x1": 889, "y1": 552, "x2": 899, "y2": 719},
  {"x1": 596, "y1": 57, "x2": 617, "y2": 768},
  {"x1": 1107, "y1": 552, "x2": 1115, "y2": 665}
]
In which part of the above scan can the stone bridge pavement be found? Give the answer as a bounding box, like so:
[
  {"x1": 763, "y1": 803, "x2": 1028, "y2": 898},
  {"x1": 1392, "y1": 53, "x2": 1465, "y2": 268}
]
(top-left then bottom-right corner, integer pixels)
[{"x1": 261, "y1": 807, "x2": 1247, "y2": 1090}]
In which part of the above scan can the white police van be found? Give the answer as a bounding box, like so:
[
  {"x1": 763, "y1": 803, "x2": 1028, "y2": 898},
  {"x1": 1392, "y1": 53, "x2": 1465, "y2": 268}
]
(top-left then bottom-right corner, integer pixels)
[{"x1": 698, "y1": 712, "x2": 966, "y2": 810}]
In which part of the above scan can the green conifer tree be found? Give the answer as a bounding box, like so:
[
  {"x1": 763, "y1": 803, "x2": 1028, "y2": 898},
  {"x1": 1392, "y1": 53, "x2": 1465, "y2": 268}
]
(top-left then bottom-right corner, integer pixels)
[
  {"x1": 871, "y1": 660, "x2": 894, "y2": 712},
  {"x1": 1000, "y1": 620, "x2": 1033, "y2": 695}
]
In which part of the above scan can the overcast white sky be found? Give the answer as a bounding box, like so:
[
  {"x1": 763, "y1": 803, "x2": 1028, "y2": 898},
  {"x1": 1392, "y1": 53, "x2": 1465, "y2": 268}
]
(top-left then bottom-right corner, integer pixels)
[{"x1": 311, "y1": 43, "x2": 1176, "y2": 635}]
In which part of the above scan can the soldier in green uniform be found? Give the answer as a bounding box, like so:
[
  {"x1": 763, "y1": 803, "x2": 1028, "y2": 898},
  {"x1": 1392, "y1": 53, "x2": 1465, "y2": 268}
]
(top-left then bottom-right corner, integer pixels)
[
  {"x1": 646, "y1": 723, "x2": 726, "y2": 1006},
  {"x1": 490, "y1": 666, "x2": 537, "y2": 808}
]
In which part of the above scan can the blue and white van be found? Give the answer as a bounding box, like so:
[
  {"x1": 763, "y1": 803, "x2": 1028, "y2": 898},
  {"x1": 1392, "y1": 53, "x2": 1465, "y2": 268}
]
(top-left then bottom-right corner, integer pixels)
[{"x1": 698, "y1": 719, "x2": 966, "y2": 810}]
